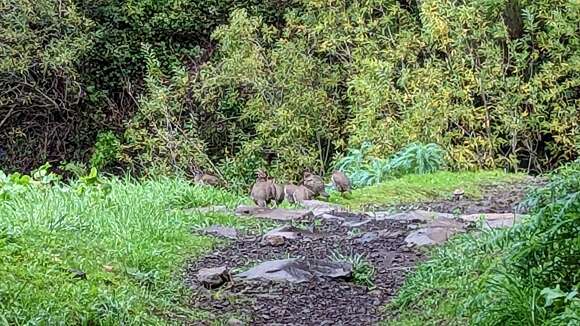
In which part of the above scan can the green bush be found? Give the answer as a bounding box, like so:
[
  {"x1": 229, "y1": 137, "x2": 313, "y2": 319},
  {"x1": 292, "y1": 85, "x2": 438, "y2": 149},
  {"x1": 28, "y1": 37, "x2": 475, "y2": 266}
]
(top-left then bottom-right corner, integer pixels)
[
  {"x1": 0, "y1": 0, "x2": 97, "y2": 171},
  {"x1": 345, "y1": 0, "x2": 580, "y2": 172},
  {"x1": 123, "y1": 46, "x2": 210, "y2": 177},
  {"x1": 194, "y1": 8, "x2": 346, "y2": 184},
  {"x1": 90, "y1": 131, "x2": 121, "y2": 170},
  {"x1": 0, "y1": 164, "x2": 60, "y2": 201},
  {"x1": 190, "y1": 0, "x2": 578, "y2": 189},
  {"x1": 390, "y1": 160, "x2": 580, "y2": 325}
]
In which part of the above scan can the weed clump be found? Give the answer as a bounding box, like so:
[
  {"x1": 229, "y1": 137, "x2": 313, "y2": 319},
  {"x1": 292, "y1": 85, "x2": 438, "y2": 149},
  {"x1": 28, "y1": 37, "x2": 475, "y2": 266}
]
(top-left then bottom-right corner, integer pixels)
[{"x1": 331, "y1": 252, "x2": 376, "y2": 288}]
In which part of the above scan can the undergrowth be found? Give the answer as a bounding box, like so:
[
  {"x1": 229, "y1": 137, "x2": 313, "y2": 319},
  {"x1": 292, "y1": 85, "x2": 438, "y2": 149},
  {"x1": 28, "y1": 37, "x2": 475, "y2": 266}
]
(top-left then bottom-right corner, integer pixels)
[
  {"x1": 388, "y1": 161, "x2": 580, "y2": 325},
  {"x1": 0, "y1": 168, "x2": 262, "y2": 324}
]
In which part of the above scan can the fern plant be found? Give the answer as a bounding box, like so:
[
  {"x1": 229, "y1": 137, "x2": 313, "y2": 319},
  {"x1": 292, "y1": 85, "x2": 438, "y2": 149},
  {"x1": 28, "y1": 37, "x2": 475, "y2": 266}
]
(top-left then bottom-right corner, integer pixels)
[
  {"x1": 335, "y1": 142, "x2": 445, "y2": 188},
  {"x1": 335, "y1": 141, "x2": 374, "y2": 174},
  {"x1": 387, "y1": 143, "x2": 445, "y2": 175},
  {"x1": 349, "y1": 158, "x2": 392, "y2": 188}
]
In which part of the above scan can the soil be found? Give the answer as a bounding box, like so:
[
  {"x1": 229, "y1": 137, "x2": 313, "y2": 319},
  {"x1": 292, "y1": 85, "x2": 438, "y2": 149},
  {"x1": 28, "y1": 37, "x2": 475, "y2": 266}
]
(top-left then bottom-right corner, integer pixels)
[{"x1": 184, "y1": 179, "x2": 539, "y2": 325}]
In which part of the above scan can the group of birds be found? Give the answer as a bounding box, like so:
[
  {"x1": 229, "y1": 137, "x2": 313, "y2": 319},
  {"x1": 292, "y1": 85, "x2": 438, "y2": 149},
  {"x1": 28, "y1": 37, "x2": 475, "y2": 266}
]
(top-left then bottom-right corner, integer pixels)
[
  {"x1": 249, "y1": 170, "x2": 351, "y2": 208},
  {"x1": 193, "y1": 169, "x2": 351, "y2": 208}
]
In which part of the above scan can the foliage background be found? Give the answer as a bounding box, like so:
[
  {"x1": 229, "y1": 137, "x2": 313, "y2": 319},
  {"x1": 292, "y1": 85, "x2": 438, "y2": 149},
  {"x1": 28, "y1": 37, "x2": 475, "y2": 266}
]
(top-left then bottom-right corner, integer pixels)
[{"x1": 1, "y1": 0, "x2": 578, "y2": 188}]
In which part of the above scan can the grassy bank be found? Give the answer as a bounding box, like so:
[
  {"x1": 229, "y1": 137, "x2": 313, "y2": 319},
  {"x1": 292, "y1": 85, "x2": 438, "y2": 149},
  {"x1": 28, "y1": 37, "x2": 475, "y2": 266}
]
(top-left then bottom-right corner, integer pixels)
[
  {"x1": 387, "y1": 163, "x2": 580, "y2": 325},
  {"x1": 331, "y1": 170, "x2": 526, "y2": 209},
  {"x1": 0, "y1": 176, "x2": 260, "y2": 324}
]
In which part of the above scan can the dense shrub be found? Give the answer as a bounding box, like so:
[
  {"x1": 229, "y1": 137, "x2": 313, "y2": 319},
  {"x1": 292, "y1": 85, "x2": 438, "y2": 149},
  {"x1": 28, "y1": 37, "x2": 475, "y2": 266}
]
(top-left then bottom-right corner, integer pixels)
[
  {"x1": 193, "y1": 9, "x2": 346, "y2": 183},
  {"x1": 391, "y1": 160, "x2": 580, "y2": 325},
  {"x1": 0, "y1": 0, "x2": 96, "y2": 171},
  {"x1": 0, "y1": 0, "x2": 297, "y2": 173},
  {"x1": 387, "y1": 143, "x2": 446, "y2": 176},
  {"x1": 1, "y1": 0, "x2": 579, "y2": 186},
  {"x1": 189, "y1": 0, "x2": 579, "y2": 188},
  {"x1": 345, "y1": 0, "x2": 580, "y2": 172},
  {"x1": 122, "y1": 47, "x2": 210, "y2": 177}
]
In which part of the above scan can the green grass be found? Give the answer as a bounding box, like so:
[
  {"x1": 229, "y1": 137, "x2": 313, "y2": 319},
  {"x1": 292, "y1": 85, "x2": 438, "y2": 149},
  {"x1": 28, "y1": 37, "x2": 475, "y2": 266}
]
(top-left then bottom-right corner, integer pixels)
[
  {"x1": 0, "y1": 169, "x2": 532, "y2": 324},
  {"x1": 0, "y1": 177, "x2": 265, "y2": 324},
  {"x1": 330, "y1": 170, "x2": 526, "y2": 209},
  {"x1": 384, "y1": 230, "x2": 507, "y2": 326},
  {"x1": 385, "y1": 162, "x2": 580, "y2": 326}
]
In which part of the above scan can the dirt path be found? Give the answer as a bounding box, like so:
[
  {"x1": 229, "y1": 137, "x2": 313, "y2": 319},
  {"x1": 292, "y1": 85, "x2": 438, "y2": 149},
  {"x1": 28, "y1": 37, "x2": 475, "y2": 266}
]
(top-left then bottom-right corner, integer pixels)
[{"x1": 184, "y1": 180, "x2": 538, "y2": 325}]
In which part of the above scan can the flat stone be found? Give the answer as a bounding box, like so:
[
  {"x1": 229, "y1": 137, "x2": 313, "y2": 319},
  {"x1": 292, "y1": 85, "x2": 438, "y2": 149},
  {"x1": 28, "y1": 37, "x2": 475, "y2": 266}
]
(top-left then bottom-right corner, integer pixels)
[
  {"x1": 235, "y1": 205, "x2": 313, "y2": 221},
  {"x1": 235, "y1": 259, "x2": 352, "y2": 283},
  {"x1": 197, "y1": 266, "x2": 230, "y2": 289},
  {"x1": 405, "y1": 222, "x2": 466, "y2": 246},
  {"x1": 437, "y1": 218, "x2": 466, "y2": 227},
  {"x1": 404, "y1": 214, "x2": 467, "y2": 246},
  {"x1": 342, "y1": 216, "x2": 371, "y2": 228},
  {"x1": 459, "y1": 213, "x2": 522, "y2": 229},
  {"x1": 261, "y1": 225, "x2": 319, "y2": 246},
  {"x1": 68, "y1": 269, "x2": 87, "y2": 280},
  {"x1": 371, "y1": 210, "x2": 449, "y2": 222},
  {"x1": 354, "y1": 232, "x2": 379, "y2": 244},
  {"x1": 227, "y1": 318, "x2": 244, "y2": 326},
  {"x1": 406, "y1": 224, "x2": 420, "y2": 230},
  {"x1": 301, "y1": 200, "x2": 342, "y2": 217},
  {"x1": 202, "y1": 225, "x2": 238, "y2": 239},
  {"x1": 377, "y1": 230, "x2": 404, "y2": 238},
  {"x1": 320, "y1": 213, "x2": 345, "y2": 222}
]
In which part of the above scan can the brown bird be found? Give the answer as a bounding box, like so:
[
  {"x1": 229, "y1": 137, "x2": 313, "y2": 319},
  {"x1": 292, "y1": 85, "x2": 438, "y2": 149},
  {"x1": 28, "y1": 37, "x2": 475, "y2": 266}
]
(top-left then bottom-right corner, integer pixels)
[
  {"x1": 250, "y1": 170, "x2": 275, "y2": 208},
  {"x1": 331, "y1": 170, "x2": 351, "y2": 196},
  {"x1": 194, "y1": 171, "x2": 224, "y2": 187},
  {"x1": 302, "y1": 172, "x2": 329, "y2": 198},
  {"x1": 283, "y1": 184, "x2": 300, "y2": 204},
  {"x1": 292, "y1": 185, "x2": 315, "y2": 203},
  {"x1": 273, "y1": 182, "x2": 286, "y2": 204}
]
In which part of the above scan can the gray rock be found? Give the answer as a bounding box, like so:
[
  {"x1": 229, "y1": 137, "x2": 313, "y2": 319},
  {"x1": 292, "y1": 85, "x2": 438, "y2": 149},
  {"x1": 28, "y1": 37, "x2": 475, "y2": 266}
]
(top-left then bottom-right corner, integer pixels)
[
  {"x1": 372, "y1": 210, "x2": 452, "y2": 222},
  {"x1": 235, "y1": 205, "x2": 313, "y2": 221},
  {"x1": 453, "y1": 188, "x2": 465, "y2": 201},
  {"x1": 301, "y1": 200, "x2": 342, "y2": 217},
  {"x1": 262, "y1": 234, "x2": 286, "y2": 247},
  {"x1": 459, "y1": 213, "x2": 522, "y2": 229},
  {"x1": 406, "y1": 224, "x2": 420, "y2": 230},
  {"x1": 261, "y1": 225, "x2": 319, "y2": 246},
  {"x1": 354, "y1": 232, "x2": 379, "y2": 244},
  {"x1": 68, "y1": 269, "x2": 87, "y2": 280},
  {"x1": 235, "y1": 259, "x2": 352, "y2": 283},
  {"x1": 197, "y1": 266, "x2": 230, "y2": 289},
  {"x1": 202, "y1": 225, "x2": 238, "y2": 239},
  {"x1": 377, "y1": 230, "x2": 404, "y2": 238},
  {"x1": 342, "y1": 216, "x2": 371, "y2": 228},
  {"x1": 404, "y1": 224, "x2": 465, "y2": 246},
  {"x1": 404, "y1": 216, "x2": 466, "y2": 246},
  {"x1": 320, "y1": 213, "x2": 345, "y2": 222}
]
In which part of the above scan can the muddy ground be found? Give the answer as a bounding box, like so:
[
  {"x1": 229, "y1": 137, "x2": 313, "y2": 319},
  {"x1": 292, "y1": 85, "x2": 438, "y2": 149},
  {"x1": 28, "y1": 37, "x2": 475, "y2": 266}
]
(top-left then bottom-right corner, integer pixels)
[{"x1": 184, "y1": 179, "x2": 538, "y2": 325}]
